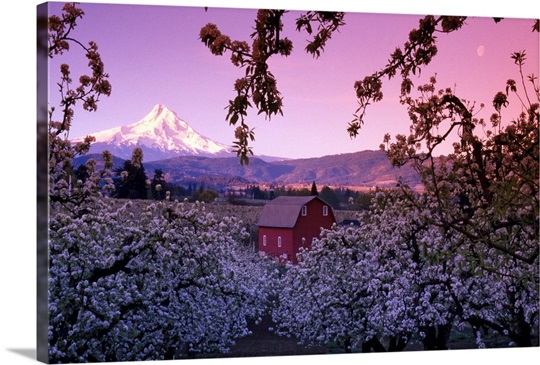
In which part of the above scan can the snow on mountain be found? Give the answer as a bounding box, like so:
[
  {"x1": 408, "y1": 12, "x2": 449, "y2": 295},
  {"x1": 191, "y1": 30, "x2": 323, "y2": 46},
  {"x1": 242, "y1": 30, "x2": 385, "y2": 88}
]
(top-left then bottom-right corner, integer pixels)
[{"x1": 72, "y1": 104, "x2": 234, "y2": 161}]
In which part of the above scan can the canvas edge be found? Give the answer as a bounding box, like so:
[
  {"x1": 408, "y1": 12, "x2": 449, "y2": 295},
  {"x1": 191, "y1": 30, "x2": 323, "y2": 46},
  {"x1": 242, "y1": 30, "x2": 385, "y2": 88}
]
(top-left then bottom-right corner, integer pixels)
[{"x1": 37, "y1": 2, "x2": 50, "y2": 363}]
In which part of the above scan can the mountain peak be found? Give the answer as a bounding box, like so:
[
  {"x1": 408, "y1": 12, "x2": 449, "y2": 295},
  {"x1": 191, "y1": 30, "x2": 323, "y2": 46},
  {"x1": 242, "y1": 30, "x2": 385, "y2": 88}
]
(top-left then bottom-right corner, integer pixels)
[
  {"x1": 72, "y1": 104, "x2": 233, "y2": 161},
  {"x1": 153, "y1": 103, "x2": 168, "y2": 113},
  {"x1": 136, "y1": 104, "x2": 180, "y2": 125},
  {"x1": 148, "y1": 104, "x2": 175, "y2": 120}
]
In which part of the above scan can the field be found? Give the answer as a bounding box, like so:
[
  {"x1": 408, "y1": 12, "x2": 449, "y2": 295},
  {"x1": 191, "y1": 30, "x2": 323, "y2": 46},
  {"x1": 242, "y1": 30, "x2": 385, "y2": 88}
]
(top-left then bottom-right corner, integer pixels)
[
  {"x1": 195, "y1": 315, "x2": 514, "y2": 359},
  {"x1": 206, "y1": 202, "x2": 360, "y2": 237},
  {"x1": 120, "y1": 198, "x2": 360, "y2": 246}
]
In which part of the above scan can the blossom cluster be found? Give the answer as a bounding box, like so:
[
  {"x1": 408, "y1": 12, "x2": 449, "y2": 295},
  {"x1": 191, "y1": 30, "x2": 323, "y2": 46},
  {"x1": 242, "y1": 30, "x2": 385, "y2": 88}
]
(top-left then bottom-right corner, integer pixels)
[
  {"x1": 49, "y1": 197, "x2": 275, "y2": 362},
  {"x1": 272, "y1": 185, "x2": 538, "y2": 352}
]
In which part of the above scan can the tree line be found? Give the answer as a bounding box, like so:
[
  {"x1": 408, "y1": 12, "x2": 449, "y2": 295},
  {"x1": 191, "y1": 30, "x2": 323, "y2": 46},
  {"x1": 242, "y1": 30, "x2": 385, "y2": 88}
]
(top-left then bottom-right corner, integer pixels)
[
  {"x1": 73, "y1": 150, "x2": 220, "y2": 203},
  {"x1": 229, "y1": 182, "x2": 379, "y2": 211}
]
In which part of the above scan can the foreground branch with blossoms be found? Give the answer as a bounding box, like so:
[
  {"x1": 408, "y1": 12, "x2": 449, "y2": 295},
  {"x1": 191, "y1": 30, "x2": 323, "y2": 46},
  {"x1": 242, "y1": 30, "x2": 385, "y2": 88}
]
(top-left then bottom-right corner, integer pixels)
[{"x1": 199, "y1": 10, "x2": 345, "y2": 164}]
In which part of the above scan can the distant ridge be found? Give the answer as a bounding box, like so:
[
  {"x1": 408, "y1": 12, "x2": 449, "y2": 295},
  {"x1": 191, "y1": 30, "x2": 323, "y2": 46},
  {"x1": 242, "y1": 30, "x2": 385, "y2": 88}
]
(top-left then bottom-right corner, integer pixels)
[
  {"x1": 76, "y1": 149, "x2": 421, "y2": 190},
  {"x1": 272, "y1": 150, "x2": 419, "y2": 187}
]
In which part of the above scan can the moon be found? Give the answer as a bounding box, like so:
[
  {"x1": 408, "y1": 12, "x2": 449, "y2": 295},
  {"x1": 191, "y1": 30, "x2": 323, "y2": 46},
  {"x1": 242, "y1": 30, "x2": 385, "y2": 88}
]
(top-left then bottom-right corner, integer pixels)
[{"x1": 477, "y1": 45, "x2": 485, "y2": 57}]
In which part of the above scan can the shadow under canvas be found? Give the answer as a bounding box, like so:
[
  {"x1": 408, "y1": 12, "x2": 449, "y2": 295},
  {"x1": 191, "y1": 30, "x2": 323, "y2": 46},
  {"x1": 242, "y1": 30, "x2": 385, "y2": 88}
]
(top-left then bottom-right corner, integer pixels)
[{"x1": 7, "y1": 348, "x2": 36, "y2": 361}]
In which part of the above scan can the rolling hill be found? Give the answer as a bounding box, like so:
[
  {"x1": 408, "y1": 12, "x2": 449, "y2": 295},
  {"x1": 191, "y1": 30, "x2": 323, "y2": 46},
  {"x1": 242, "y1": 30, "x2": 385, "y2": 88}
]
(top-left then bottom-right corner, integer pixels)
[{"x1": 76, "y1": 150, "x2": 421, "y2": 189}]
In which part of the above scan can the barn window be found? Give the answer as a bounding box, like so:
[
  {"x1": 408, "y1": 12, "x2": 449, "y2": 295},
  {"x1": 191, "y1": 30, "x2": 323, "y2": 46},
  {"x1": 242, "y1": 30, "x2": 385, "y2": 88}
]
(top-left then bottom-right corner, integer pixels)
[
  {"x1": 323, "y1": 206, "x2": 328, "y2": 216},
  {"x1": 301, "y1": 205, "x2": 307, "y2": 216},
  {"x1": 263, "y1": 235, "x2": 267, "y2": 246},
  {"x1": 278, "y1": 236, "x2": 282, "y2": 247}
]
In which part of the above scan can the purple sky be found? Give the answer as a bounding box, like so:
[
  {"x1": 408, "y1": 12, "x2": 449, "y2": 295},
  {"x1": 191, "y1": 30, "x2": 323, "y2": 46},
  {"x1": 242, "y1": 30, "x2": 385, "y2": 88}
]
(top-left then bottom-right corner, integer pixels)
[{"x1": 47, "y1": 1, "x2": 539, "y2": 159}]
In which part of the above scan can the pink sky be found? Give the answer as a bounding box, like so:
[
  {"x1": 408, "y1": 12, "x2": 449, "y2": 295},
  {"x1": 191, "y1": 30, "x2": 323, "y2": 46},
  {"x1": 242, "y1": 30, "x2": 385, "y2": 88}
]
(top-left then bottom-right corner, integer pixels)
[{"x1": 46, "y1": 1, "x2": 539, "y2": 159}]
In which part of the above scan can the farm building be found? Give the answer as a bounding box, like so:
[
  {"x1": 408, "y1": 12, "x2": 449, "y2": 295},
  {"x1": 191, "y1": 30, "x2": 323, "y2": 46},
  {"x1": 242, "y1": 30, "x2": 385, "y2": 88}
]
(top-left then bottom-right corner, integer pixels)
[{"x1": 257, "y1": 195, "x2": 336, "y2": 264}]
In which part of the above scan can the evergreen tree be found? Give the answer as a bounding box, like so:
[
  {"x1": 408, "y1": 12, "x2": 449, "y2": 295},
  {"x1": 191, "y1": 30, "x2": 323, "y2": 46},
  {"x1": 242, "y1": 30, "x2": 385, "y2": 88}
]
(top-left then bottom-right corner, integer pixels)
[
  {"x1": 319, "y1": 186, "x2": 340, "y2": 210},
  {"x1": 252, "y1": 186, "x2": 267, "y2": 200},
  {"x1": 114, "y1": 148, "x2": 149, "y2": 199},
  {"x1": 151, "y1": 168, "x2": 166, "y2": 200},
  {"x1": 74, "y1": 164, "x2": 89, "y2": 183},
  {"x1": 310, "y1": 181, "x2": 318, "y2": 196}
]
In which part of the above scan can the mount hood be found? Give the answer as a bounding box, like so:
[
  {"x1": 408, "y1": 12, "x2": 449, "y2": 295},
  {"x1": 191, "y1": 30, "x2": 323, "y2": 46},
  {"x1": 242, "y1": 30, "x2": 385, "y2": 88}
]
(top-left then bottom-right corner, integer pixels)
[{"x1": 72, "y1": 104, "x2": 234, "y2": 161}]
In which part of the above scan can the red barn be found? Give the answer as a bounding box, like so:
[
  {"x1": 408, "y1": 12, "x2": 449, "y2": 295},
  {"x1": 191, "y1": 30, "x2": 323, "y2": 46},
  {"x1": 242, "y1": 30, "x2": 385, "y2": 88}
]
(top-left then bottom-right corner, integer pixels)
[{"x1": 257, "y1": 196, "x2": 336, "y2": 264}]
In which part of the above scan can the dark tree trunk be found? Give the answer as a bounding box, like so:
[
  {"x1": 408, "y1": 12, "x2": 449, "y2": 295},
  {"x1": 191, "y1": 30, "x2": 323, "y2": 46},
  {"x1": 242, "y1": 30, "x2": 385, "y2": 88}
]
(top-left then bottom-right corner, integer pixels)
[
  {"x1": 361, "y1": 337, "x2": 386, "y2": 352},
  {"x1": 342, "y1": 337, "x2": 352, "y2": 353},
  {"x1": 422, "y1": 326, "x2": 437, "y2": 350},
  {"x1": 436, "y1": 323, "x2": 451, "y2": 350},
  {"x1": 163, "y1": 346, "x2": 176, "y2": 360},
  {"x1": 388, "y1": 334, "x2": 409, "y2": 352},
  {"x1": 510, "y1": 315, "x2": 533, "y2": 347},
  {"x1": 505, "y1": 284, "x2": 534, "y2": 347},
  {"x1": 361, "y1": 341, "x2": 371, "y2": 353},
  {"x1": 421, "y1": 324, "x2": 451, "y2": 350}
]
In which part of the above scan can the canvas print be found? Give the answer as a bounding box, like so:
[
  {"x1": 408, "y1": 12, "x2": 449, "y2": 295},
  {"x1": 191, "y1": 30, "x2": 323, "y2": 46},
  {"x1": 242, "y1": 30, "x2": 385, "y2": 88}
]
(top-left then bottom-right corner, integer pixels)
[{"x1": 37, "y1": 1, "x2": 539, "y2": 363}]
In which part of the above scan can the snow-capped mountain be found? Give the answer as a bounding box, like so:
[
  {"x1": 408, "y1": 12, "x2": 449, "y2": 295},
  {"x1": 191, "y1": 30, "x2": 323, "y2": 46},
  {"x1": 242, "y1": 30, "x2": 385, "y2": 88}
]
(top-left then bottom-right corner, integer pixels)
[{"x1": 72, "y1": 104, "x2": 234, "y2": 161}]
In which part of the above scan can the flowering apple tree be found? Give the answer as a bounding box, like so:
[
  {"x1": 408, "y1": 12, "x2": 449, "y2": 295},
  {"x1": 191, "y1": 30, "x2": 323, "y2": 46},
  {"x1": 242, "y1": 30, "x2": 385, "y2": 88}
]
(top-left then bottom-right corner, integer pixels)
[
  {"x1": 271, "y1": 224, "x2": 379, "y2": 352},
  {"x1": 271, "y1": 190, "x2": 460, "y2": 352},
  {"x1": 380, "y1": 51, "x2": 539, "y2": 346},
  {"x1": 272, "y1": 180, "x2": 537, "y2": 352},
  {"x1": 47, "y1": 4, "x2": 277, "y2": 363},
  {"x1": 49, "y1": 199, "x2": 275, "y2": 362},
  {"x1": 366, "y1": 186, "x2": 537, "y2": 349}
]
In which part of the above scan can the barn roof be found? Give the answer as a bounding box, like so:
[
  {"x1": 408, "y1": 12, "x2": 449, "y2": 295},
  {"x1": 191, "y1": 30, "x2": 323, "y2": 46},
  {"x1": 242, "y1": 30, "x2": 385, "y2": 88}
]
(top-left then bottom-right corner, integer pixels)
[{"x1": 257, "y1": 195, "x2": 320, "y2": 228}]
